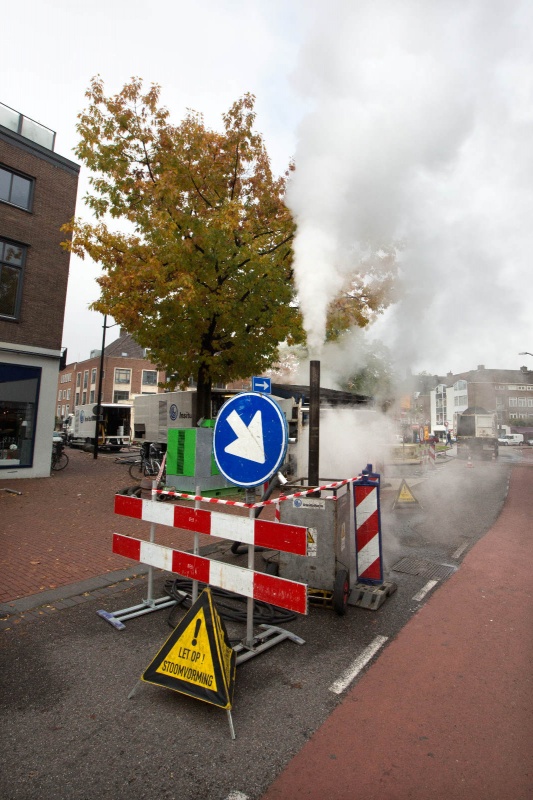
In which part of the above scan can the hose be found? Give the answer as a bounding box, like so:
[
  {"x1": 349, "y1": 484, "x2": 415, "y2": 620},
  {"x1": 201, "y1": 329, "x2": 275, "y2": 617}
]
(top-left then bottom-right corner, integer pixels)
[{"x1": 163, "y1": 577, "x2": 296, "y2": 631}]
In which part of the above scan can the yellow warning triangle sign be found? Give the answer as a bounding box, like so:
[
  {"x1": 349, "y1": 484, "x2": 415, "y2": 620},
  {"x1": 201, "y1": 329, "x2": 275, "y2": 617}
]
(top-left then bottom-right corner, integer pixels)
[
  {"x1": 142, "y1": 587, "x2": 236, "y2": 709},
  {"x1": 393, "y1": 478, "x2": 421, "y2": 509}
]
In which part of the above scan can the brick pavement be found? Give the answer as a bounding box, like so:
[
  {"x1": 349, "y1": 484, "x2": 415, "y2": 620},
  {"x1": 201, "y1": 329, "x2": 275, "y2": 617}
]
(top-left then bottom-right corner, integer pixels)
[{"x1": 1, "y1": 446, "x2": 259, "y2": 618}]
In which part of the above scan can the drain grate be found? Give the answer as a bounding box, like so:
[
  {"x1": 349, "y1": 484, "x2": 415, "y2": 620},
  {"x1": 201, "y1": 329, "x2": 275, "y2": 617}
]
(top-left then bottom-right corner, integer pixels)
[{"x1": 391, "y1": 556, "x2": 456, "y2": 580}]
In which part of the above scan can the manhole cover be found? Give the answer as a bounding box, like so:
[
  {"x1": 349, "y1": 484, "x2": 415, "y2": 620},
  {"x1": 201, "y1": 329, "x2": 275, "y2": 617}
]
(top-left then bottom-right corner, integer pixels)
[{"x1": 391, "y1": 556, "x2": 456, "y2": 580}]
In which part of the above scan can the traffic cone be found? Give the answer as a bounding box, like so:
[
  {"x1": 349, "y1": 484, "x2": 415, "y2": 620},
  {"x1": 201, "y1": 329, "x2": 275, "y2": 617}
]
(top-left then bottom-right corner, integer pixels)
[{"x1": 467, "y1": 455, "x2": 473, "y2": 468}]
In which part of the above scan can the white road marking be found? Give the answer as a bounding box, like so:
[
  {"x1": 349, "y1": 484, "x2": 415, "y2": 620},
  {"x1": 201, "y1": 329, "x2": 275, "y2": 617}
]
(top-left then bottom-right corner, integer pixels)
[
  {"x1": 412, "y1": 579, "x2": 438, "y2": 602},
  {"x1": 329, "y1": 635, "x2": 388, "y2": 695},
  {"x1": 225, "y1": 792, "x2": 249, "y2": 800},
  {"x1": 452, "y1": 542, "x2": 468, "y2": 559}
]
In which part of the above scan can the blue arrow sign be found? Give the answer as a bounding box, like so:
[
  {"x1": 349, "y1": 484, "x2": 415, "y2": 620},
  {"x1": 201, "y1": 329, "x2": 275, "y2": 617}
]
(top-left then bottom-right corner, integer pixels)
[
  {"x1": 252, "y1": 376, "x2": 271, "y2": 393},
  {"x1": 213, "y1": 392, "x2": 288, "y2": 487}
]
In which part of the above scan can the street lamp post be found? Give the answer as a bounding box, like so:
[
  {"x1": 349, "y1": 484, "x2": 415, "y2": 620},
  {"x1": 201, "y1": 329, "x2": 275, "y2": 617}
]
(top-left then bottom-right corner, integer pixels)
[
  {"x1": 93, "y1": 316, "x2": 108, "y2": 460},
  {"x1": 93, "y1": 315, "x2": 118, "y2": 460}
]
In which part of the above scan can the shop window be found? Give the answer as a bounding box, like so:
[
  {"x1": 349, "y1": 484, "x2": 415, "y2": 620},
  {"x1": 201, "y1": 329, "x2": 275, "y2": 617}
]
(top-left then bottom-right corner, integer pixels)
[{"x1": 0, "y1": 362, "x2": 40, "y2": 468}]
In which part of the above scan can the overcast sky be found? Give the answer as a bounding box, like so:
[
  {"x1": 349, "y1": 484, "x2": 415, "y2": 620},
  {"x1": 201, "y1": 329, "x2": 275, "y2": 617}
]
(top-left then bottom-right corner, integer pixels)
[{"x1": 4, "y1": 0, "x2": 533, "y2": 380}]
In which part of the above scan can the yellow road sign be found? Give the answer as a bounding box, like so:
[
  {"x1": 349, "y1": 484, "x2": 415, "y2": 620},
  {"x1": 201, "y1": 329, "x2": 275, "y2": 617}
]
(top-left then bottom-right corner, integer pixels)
[
  {"x1": 142, "y1": 587, "x2": 236, "y2": 709},
  {"x1": 392, "y1": 479, "x2": 421, "y2": 509}
]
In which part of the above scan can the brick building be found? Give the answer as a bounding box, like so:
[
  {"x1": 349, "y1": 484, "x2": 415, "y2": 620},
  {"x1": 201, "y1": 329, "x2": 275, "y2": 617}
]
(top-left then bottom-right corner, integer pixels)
[
  {"x1": 429, "y1": 365, "x2": 533, "y2": 437},
  {"x1": 57, "y1": 329, "x2": 165, "y2": 430},
  {"x1": 0, "y1": 103, "x2": 79, "y2": 477}
]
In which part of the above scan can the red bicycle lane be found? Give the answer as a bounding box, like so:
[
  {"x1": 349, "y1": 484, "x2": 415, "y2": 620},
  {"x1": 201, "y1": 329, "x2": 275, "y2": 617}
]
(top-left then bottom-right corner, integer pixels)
[{"x1": 261, "y1": 465, "x2": 533, "y2": 800}]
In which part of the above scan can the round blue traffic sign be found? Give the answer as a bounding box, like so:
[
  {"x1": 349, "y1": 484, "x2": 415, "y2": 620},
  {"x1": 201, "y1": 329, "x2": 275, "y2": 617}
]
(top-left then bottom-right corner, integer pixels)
[{"x1": 213, "y1": 392, "x2": 288, "y2": 487}]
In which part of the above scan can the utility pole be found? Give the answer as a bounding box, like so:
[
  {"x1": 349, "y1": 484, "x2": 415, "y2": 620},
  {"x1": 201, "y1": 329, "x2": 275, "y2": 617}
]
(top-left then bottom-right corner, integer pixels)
[{"x1": 93, "y1": 315, "x2": 107, "y2": 460}]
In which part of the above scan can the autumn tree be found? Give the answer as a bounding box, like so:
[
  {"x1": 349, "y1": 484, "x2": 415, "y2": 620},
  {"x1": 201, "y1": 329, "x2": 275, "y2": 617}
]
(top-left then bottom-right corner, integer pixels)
[
  {"x1": 325, "y1": 247, "x2": 398, "y2": 343},
  {"x1": 64, "y1": 77, "x2": 302, "y2": 421}
]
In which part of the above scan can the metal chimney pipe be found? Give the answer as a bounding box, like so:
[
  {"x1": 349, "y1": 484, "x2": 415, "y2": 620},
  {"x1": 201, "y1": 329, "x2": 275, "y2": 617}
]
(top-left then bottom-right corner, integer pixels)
[{"x1": 308, "y1": 360, "x2": 320, "y2": 487}]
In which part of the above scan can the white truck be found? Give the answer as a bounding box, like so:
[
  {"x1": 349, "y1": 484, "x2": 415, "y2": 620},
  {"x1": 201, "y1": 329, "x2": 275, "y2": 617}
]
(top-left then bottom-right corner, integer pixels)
[
  {"x1": 132, "y1": 391, "x2": 196, "y2": 444},
  {"x1": 455, "y1": 407, "x2": 498, "y2": 460},
  {"x1": 67, "y1": 403, "x2": 131, "y2": 451}
]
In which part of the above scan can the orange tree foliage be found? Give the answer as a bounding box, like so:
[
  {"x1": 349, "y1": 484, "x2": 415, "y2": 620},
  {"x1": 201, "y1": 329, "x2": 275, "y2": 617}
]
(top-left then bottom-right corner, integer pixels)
[
  {"x1": 64, "y1": 78, "x2": 398, "y2": 418},
  {"x1": 63, "y1": 77, "x2": 303, "y2": 419}
]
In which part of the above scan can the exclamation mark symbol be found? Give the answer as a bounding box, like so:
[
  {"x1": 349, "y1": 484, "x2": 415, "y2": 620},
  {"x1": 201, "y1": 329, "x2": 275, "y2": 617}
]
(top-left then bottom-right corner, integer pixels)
[{"x1": 191, "y1": 618, "x2": 202, "y2": 647}]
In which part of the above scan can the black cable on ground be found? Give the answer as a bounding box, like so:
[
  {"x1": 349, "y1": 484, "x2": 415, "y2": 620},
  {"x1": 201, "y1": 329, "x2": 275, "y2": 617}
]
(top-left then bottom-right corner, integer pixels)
[{"x1": 164, "y1": 577, "x2": 297, "y2": 630}]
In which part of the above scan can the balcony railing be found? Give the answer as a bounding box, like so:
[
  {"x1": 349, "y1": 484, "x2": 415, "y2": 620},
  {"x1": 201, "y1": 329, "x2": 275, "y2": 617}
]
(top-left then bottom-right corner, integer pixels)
[{"x1": 0, "y1": 102, "x2": 56, "y2": 150}]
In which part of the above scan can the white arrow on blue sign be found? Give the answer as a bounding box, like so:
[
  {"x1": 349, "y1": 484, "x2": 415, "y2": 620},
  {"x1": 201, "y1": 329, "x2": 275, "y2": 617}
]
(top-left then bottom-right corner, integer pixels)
[
  {"x1": 213, "y1": 392, "x2": 288, "y2": 487},
  {"x1": 252, "y1": 376, "x2": 271, "y2": 393}
]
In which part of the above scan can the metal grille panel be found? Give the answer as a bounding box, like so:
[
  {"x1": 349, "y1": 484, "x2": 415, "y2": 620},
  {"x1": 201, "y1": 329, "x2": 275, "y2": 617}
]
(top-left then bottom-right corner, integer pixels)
[{"x1": 391, "y1": 556, "x2": 456, "y2": 580}]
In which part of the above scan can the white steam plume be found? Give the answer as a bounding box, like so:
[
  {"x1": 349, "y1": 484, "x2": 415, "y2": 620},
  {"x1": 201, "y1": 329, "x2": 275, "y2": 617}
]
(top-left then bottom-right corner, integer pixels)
[{"x1": 287, "y1": 0, "x2": 533, "y2": 371}]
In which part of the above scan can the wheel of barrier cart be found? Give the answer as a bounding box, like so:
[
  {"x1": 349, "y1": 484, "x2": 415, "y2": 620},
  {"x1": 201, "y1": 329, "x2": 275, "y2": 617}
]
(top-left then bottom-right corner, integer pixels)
[{"x1": 332, "y1": 568, "x2": 350, "y2": 616}]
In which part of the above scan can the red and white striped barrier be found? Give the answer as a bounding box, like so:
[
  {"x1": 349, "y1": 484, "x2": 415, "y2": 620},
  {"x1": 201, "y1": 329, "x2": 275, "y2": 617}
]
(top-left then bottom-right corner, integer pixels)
[
  {"x1": 353, "y1": 477, "x2": 383, "y2": 584},
  {"x1": 155, "y1": 476, "x2": 359, "y2": 509},
  {"x1": 115, "y1": 494, "x2": 311, "y2": 556},
  {"x1": 112, "y1": 533, "x2": 307, "y2": 615}
]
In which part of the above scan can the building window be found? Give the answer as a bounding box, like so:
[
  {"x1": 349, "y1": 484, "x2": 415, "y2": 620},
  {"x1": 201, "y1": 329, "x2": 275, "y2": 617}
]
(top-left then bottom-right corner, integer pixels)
[
  {"x1": 76, "y1": 373, "x2": 81, "y2": 387},
  {"x1": 518, "y1": 397, "x2": 526, "y2": 407},
  {"x1": 142, "y1": 370, "x2": 157, "y2": 386},
  {"x1": 91, "y1": 368, "x2": 97, "y2": 385},
  {"x1": 0, "y1": 238, "x2": 26, "y2": 319},
  {"x1": 0, "y1": 362, "x2": 40, "y2": 468},
  {"x1": 89, "y1": 390, "x2": 95, "y2": 404},
  {"x1": 509, "y1": 397, "x2": 517, "y2": 407},
  {"x1": 83, "y1": 370, "x2": 88, "y2": 389},
  {"x1": 0, "y1": 166, "x2": 33, "y2": 211},
  {"x1": 114, "y1": 368, "x2": 131, "y2": 384},
  {"x1": 113, "y1": 390, "x2": 129, "y2": 402},
  {"x1": 82, "y1": 391, "x2": 87, "y2": 404},
  {"x1": 75, "y1": 392, "x2": 80, "y2": 406}
]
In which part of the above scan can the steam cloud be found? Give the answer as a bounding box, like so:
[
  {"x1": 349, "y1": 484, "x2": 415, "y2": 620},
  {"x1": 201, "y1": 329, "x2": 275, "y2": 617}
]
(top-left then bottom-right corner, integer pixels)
[{"x1": 287, "y1": 0, "x2": 533, "y2": 373}]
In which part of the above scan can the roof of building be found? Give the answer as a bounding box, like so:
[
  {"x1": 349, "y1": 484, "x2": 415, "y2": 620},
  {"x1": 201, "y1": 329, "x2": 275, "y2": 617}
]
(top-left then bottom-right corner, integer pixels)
[
  {"x1": 448, "y1": 367, "x2": 533, "y2": 385},
  {"x1": 104, "y1": 331, "x2": 146, "y2": 360}
]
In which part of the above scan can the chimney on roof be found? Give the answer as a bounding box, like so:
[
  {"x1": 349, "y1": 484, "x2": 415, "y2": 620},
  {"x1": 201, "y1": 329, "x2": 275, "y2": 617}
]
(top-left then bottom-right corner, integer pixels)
[{"x1": 477, "y1": 364, "x2": 485, "y2": 370}]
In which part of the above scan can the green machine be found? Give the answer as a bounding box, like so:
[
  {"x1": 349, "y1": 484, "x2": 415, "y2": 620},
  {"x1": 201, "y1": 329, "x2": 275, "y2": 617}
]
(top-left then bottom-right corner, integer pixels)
[{"x1": 165, "y1": 424, "x2": 234, "y2": 494}]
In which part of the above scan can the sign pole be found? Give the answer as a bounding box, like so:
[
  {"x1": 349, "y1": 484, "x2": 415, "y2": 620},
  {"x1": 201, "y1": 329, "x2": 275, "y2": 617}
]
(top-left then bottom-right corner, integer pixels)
[
  {"x1": 245, "y1": 504, "x2": 255, "y2": 648},
  {"x1": 192, "y1": 485, "x2": 201, "y2": 604}
]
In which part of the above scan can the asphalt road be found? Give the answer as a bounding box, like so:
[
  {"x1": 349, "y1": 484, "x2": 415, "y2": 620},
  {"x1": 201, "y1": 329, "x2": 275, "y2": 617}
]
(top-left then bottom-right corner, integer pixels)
[{"x1": 0, "y1": 453, "x2": 521, "y2": 800}]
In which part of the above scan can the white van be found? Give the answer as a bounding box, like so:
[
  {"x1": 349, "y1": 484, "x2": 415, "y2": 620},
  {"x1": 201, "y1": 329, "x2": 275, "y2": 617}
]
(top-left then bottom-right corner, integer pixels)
[{"x1": 499, "y1": 433, "x2": 524, "y2": 446}]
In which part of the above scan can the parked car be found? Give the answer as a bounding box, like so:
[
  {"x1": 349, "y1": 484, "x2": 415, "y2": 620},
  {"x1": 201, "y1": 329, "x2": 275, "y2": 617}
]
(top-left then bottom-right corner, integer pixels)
[
  {"x1": 498, "y1": 434, "x2": 524, "y2": 446},
  {"x1": 527, "y1": 439, "x2": 533, "y2": 446}
]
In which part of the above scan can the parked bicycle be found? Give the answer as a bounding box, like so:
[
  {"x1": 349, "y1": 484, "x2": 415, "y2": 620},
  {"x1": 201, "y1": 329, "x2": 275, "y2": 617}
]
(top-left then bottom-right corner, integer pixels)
[
  {"x1": 51, "y1": 440, "x2": 69, "y2": 471},
  {"x1": 128, "y1": 442, "x2": 166, "y2": 484}
]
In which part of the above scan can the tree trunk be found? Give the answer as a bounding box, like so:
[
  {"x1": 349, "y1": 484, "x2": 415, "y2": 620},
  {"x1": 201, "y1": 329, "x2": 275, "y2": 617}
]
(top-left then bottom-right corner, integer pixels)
[{"x1": 195, "y1": 363, "x2": 212, "y2": 425}]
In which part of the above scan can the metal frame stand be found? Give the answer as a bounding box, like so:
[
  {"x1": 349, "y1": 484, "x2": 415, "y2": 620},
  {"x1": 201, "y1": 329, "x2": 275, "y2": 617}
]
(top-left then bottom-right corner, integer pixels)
[
  {"x1": 232, "y1": 505, "x2": 305, "y2": 665},
  {"x1": 97, "y1": 482, "x2": 178, "y2": 630}
]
